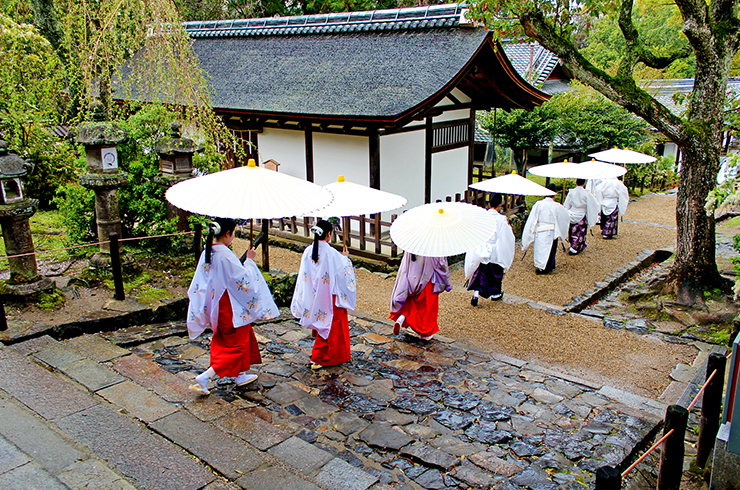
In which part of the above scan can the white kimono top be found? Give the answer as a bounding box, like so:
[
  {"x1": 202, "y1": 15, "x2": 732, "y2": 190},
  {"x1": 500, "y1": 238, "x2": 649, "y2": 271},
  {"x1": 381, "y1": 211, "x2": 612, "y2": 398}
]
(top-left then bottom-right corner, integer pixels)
[
  {"x1": 464, "y1": 209, "x2": 516, "y2": 279},
  {"x1": 595, "y1": 178, "x2": 629, "y2": 215},
  {"x1": 187, "y1": 243, "x2": 279, "y2": 340},
  {"x1": 291, "y1": 241, "x2": 357, "y2": 340},
  {"x1": 564, "y1": 185, "x2": 600, "y2": 226},
  {"x1": 521, "y1": 197, "x2": 571, "y2": 270}
]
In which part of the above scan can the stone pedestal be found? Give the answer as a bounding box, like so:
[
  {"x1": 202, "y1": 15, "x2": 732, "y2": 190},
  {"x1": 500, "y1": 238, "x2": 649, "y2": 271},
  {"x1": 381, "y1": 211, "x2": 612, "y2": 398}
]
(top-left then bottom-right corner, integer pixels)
[
  {"x1": 79, "y1": 173, "x2": 128, "y2": 256},
  {"x1": 711, "y1": 423, "x2": 740, "y2": 490}
]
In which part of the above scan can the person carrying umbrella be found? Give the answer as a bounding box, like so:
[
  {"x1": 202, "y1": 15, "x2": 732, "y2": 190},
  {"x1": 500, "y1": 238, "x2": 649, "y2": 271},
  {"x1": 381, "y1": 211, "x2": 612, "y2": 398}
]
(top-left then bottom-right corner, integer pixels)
[
  {"x1": 389, "y1": 253, "x2": 452, "y2": 340},
  {"x1": 187, "y1": 218, "x2": 279, "y2": 395},
  {"x1": 563, "y1": 178, "x2": 600, "y2": 254},
  {"x1": 521, "y1": 184, "x2": 571, "y2": 274},
  {"x1": 595, "y1": 177, "x2": 629, "y2": 239},
  {"x1": 464, "y1": 193, "x2": 515, "y2": 304},
  {"x1": 291, "y1": 220, "x2": 357, "y2": 369}
]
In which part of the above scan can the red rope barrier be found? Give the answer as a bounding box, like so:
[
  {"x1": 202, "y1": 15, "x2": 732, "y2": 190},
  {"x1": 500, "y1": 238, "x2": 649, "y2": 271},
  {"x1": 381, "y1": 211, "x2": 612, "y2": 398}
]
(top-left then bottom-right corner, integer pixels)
[
  {"x1": 0, "y1": 230, "x2": 195, "y2": 260},
  {"x1": 687, "y1": 368, "x2": 718, "y2": 411},
  {"x1": 621, "y1": 428, "x2": 674, "y2": 478}
]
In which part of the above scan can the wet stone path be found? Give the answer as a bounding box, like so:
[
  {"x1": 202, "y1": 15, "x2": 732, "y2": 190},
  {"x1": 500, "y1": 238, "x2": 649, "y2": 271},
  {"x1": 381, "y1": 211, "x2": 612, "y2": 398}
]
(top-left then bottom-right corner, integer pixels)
[{"x1": 100, "y1": 311, "x2": 667, "y2": 490}]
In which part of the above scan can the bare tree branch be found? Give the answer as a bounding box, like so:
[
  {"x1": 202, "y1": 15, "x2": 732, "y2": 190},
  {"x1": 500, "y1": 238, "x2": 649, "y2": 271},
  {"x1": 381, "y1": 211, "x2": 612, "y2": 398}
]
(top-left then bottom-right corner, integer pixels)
[{"x1": 520, "y1": 10, "x2": 685, "y2": 142}]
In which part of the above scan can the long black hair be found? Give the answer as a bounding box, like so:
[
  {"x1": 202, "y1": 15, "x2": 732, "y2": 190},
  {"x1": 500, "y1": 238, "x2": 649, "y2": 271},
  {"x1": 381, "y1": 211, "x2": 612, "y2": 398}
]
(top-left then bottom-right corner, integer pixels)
[
  {"x1": 310, "y1": 220, "x2": 333, "y2": 263},
  {"x1": 205, "y1": 218, "x2": 237, "y2": 264}
]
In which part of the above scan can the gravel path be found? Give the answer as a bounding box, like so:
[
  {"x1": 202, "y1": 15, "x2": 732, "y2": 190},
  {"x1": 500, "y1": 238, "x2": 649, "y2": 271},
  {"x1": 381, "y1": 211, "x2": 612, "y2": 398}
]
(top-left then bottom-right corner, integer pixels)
[{"x1": 245, "y1": 193, "x2": 695, "y2": 399}]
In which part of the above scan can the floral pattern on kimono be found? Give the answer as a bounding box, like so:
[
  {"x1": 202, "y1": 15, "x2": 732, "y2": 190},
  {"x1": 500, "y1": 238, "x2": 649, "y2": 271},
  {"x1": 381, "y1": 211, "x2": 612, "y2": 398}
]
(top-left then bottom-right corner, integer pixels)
[
  {"x1": 290, "y1": 241, "x2": 356, "y2": 339},
  {"x1": 187, "y1": 243, "x2": 278, "y2": 340}
]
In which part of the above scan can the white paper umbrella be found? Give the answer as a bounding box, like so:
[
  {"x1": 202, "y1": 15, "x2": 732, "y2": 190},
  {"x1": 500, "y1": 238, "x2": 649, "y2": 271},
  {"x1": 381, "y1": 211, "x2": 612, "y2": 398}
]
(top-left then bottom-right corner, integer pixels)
[
  {"x1": 313, "y1": 175, "x2": 408, "y2": 217},
  {"x1": 389, "y1": 202, "x2": 497, "y2": 257},
  {"x1": 470, "y1": 172, "x2": 555, "y2": 197},
  {"x1": 576, "y1": 159, "x2": 627, "y2": 179},
  {"x1": 588, "y1": 148, "x2": 656, "y2": 165},
  {"x1": 166, "y1": 159, "x2": 332, "y2": 219},
  {"x1": 527, "y1": 161, "x2": 582, "y2": 179}
]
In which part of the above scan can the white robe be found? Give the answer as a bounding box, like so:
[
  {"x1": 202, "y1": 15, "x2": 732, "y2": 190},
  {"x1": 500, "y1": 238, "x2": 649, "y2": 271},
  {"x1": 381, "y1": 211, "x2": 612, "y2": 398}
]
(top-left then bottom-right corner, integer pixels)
[
  {"x1": 291, "y1": 241, "x2": 357, "y2": 340},
  {"x1": 521, "y1": 197, "x2": 570, "y2": 270},
  {"x1": 187, "y1": 243, "x2": 279, "y2": 340},
  {"x1": 464, "y1": 209, "x2": 516, "y2": 279},
  {"x1": 595, "y1": 178, "x2": 629, "y2": 215},
  {"x1": 563, "y1": 185, "x2": 600, "y2": 226}
]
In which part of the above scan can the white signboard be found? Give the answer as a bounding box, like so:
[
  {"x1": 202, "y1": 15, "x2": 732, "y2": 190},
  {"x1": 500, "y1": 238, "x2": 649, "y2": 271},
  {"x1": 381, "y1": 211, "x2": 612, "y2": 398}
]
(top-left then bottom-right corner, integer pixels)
[{"x1": 101, "y1": 147, "x2": 119, "y2": 170}]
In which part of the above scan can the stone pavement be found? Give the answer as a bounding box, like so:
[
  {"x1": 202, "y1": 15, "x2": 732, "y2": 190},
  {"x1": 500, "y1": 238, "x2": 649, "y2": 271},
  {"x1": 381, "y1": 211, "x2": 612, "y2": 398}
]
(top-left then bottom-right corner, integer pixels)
[{"x1": 0, "y1": 309, "x2": 673, "y2": 490}]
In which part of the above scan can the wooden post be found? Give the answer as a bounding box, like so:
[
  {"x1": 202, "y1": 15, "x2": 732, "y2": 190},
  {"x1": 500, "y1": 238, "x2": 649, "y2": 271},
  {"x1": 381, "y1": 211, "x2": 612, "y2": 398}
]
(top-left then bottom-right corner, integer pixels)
[
  {"x1": 343, "y1": 217, "x2": 350, "y2": 249},
  {"x1": 359, "y1": 215, "x2": 366, "y2": 251},
  {"x1": 594, "y1": 466, "x2": 621, "y2": 490},
  {"x1": 390, "y1": 214, "x2": 398, "y2": 257},
  {"x1": 0, "y1": 295, "x2": 7, "y2": 331},
  {"x1": 109, "y1": 232, "x2": 125, "y2": 301},
  {"x1": 374, "y1": 213, "x2": 381, "y2": 254},
  {"x1": 261, "y1": 219, "x2": 270, "y2": 273},
  {"x1": 696, "y1": 353, "x2": 727, "y2": 467},
  {"x1": 455, "y1": 193, "x2": 461, "y2": 202},
  {"x1": 193, "y1": 223, "x2": 202, "y2": 262},
  {"x1": 657, "y1": 405, "x2": 688, "y2": 490},
  {"x1": 303, "y1": 217, "x2": 310, "y2": 237}
]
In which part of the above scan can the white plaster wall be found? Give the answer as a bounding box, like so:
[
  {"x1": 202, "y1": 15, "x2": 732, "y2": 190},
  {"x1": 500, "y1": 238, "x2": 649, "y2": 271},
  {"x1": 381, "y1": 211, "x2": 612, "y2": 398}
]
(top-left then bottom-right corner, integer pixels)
[
  {"x1": 312, "y1": 133, "x2": 369, "y2": 186},
  {"x1": 257, "y1": 128, "x2": 307, "y2": 179},
  {"x1": 380, "y1": 130, "x2": 425, "y2": 214},
  {"x1": 431, "y1": 147, "x2": 468, "y2": 203},
  {"x1": 432, "y1": 108, "x2": 471, "y2": 123}
]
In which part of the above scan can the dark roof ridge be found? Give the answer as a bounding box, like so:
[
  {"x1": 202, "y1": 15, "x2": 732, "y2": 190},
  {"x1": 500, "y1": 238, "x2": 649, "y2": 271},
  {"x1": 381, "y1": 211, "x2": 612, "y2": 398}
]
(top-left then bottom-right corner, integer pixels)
[{"x1": 183, "y1": 3, "x2": 472, "y2": 38}]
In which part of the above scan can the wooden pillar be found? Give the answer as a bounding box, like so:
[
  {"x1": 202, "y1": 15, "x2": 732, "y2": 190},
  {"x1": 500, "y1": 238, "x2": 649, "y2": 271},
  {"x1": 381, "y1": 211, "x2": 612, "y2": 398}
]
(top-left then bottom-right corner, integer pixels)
[
  {"x1": 109, "y1": 232, "x2": 125, "y2": 301},
  {"x1": 369, "y1": 127, "x2": 380, "y2": 190},
  {"x1": 467, "y1": 110, "x2": 475, "y2": 186},
  {"x1": 425, "y1": 117, "x2": 433, "y2": 204},
  {"x1": 261, "y1": 219, "x2": 270, "y2": 272},
  {"x1": 658, "y1": 405, "x2": 688, "y2": 490},
  {"x1": 696, "y1": 353, "x2": 727, "y2": 467},
  {"x1": 305, "y1": 123, "x2": 314, "y2": 182}
]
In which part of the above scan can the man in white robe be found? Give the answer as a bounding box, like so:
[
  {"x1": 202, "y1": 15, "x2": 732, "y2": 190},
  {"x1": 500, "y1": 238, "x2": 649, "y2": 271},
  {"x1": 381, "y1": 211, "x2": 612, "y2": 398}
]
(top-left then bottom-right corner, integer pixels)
[
  {"x1": 464, "y1": 193, "x2": 515, "y2": 304},
  {"x1": 563, "y1": 179, "x2": 600, "y2": 254},
  {"x1": 595, "y1": 177, "x2": 629, "y2": 239},
  {"x1": 521, "y1": 186, "x2": 570, "y2": 274}
]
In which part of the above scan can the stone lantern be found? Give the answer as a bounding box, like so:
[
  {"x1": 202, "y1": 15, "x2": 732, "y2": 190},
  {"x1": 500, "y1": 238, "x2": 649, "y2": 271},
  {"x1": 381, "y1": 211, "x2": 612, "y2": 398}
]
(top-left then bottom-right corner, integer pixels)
[
  {"x1": 154, "y1": 121, "x2": 201, "y2": 231},
  {"x1": 0, "y1": 141, "x2": 53, "y2": 295},
  {"x1": 77, "y1": 101, "x2": 129, "y2": 267}
]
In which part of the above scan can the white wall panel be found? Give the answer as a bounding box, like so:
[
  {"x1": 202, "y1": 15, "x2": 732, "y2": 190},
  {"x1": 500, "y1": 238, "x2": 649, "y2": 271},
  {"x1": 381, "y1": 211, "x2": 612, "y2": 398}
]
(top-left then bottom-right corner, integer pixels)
[
  {"x1": 257, "y1": 128, "x2": 307, "y2": 179},
  {"x1": 313, "y1": 133, "x2": 369, "y2": 186}
]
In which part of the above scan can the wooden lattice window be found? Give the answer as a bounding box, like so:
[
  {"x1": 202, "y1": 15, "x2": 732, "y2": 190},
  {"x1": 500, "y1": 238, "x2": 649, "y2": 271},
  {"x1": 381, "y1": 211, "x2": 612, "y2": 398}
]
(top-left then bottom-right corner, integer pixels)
[{"x1": 432, "y1": 119, "x2": 470, "y2": 153}]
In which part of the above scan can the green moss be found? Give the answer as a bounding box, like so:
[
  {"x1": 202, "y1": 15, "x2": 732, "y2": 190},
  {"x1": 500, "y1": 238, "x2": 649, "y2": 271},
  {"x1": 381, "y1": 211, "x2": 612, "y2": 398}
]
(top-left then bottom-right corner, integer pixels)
[
  {"x1": 708, "y1": 326, "x2": 732, "y2": 345},
  {"x1": 37, "y1": 290, "x2": 65, "y2": 310},
  {"x1": 134, "y1": 285, "x2": 173, "y2": 305}
]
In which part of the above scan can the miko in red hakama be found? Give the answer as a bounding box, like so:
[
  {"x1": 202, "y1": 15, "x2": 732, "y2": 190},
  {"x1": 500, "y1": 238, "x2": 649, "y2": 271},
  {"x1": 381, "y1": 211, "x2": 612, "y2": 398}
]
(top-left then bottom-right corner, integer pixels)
[
  {"x1": 310, "y1": 301, "x2": 351, "y2": 366},
  {"x1": 210, "y1": 292, "x2": 261, "y2": 377},
  {"x1": 389, "y1": 282, "x2": 440, "y2": 338}
]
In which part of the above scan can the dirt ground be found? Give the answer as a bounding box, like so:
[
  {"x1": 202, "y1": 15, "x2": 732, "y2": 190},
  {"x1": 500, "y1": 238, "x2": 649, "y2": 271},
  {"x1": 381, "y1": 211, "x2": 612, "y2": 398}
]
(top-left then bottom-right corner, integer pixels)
[{"x1": 9, "y1": 192, "x2": 695, "y2": 399}]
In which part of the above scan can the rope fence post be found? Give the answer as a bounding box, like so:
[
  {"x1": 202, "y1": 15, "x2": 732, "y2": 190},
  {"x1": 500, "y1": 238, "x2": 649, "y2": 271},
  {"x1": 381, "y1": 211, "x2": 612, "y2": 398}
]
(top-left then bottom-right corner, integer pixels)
[
  {"x1": 0, "y1": 295, "x2": 6, "y2": 331},
  {"x1": 109, "y1": 232, "x2": 125, "y2": 301},
  {"x1": 657, "y1": 404, "x2": 688, "y2": 490},
  {"x1": 193, "y1": 223, "x2": 202, "y2": 262},
  {"x1": 595, "y1": 465, "x2": 621, "y2": 490},
  {"x1": 696, "y1": 353, "x2": 727, "y2": 467}
]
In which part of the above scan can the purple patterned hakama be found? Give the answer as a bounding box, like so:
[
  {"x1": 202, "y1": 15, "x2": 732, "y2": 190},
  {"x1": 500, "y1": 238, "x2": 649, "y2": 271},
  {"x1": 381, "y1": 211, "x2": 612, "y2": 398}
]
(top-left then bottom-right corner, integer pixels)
[
  {"x1": 568, "y1": 216, "x2": 588, "y2": 253},
  {"x1": 601, "y1": 208, "x2": 619, "y2": 238}
]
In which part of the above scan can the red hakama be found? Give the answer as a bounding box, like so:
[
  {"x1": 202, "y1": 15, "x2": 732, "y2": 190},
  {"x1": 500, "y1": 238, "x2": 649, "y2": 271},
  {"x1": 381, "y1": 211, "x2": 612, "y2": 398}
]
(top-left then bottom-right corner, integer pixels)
[
  {"x1": 311, "y1": 301, "x2": 351, "y2": 366},
  {"x1": 210, "y1": 292, "x2": 261, "y2": 377},
  {"x1": 389, "y1": 282, "x2": 440, "y2": 338}
]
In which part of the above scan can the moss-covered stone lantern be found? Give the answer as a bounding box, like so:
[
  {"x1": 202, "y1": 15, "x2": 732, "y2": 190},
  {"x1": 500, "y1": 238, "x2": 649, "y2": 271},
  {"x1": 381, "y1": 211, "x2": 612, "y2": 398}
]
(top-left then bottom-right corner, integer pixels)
[
  {"x1": 154, "y1": 121, "x2": 202, "y2": 231},
  {"x1": 0, "y1": 140, "x2": 53, "y2": 295},
  {"x1": 77, "y1": 101, "x2": 129, "y2": 267}
]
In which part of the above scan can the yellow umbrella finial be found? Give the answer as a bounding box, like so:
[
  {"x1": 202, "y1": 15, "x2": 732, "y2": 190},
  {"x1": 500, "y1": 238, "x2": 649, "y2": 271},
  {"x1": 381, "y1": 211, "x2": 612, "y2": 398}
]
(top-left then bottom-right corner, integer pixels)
[
  {"x1": 438, "y1": 208, "x2": 444, "y2": 214},
  {"x1": 338, "y1": 175, "x2": 345, "y2": 182},
  {"x1": 247, "y1": 158, "x2": 257, "y2": 167},
  {"x1": 511, "y1": 170, "x2": 517, "y2": 175}
]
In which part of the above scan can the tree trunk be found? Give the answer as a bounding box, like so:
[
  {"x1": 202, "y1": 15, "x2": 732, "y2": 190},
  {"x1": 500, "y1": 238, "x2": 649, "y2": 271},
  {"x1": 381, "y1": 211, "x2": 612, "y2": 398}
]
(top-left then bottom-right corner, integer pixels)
[{"x1": 663, "y1": 137, "x2": 730, "y2": 302}]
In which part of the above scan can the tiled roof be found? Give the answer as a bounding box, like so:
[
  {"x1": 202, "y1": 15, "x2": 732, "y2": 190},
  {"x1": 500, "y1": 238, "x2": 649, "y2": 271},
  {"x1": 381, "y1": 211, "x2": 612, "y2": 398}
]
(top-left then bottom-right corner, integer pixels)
[
  {"x1": 475, "y1": 125, "x2": 493, "y2": 144},
  {"x1": 641, "y1": 78, "x2": 740, "y2": 116},
  {"x1": 183, "y1": 4, "x2": 469, "y2": 38},
  {"x1": 154, "y1": 4, "x2": 548, "y2": 119},
  {"x1": 502, "y1": 43, "x2": 560, "y2": 86}
]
